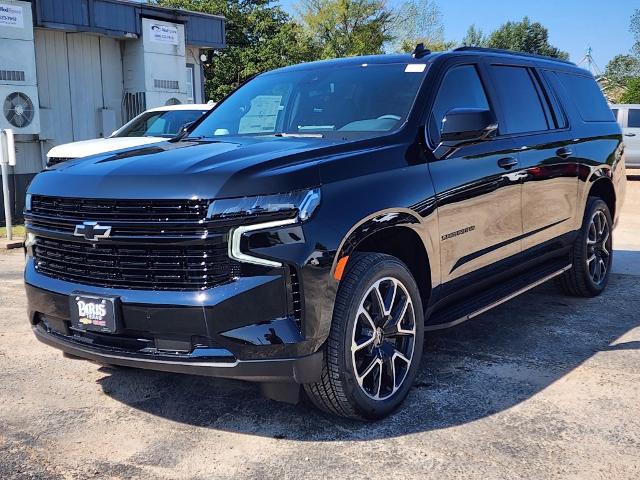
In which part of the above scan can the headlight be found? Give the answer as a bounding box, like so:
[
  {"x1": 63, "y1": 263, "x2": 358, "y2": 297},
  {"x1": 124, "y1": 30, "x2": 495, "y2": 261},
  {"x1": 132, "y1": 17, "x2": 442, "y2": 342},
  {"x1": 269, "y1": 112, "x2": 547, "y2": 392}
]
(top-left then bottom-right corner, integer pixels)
[
  {"x1": 25, "y1": 193, "x2": 32, "y2": 212},
  {"x1": 207, "y1": 188, "x2": 321, "y2": 222},
  {"x1": 218, "y1": 188, "x2": 321, "y2": 268}
]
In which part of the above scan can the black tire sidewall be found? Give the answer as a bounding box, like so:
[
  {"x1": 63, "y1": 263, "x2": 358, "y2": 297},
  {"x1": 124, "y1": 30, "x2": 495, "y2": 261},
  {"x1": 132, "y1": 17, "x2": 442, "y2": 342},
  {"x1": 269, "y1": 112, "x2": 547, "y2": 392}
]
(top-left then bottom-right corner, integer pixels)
[
  {"x1": 579, "y1": 199, "x2": 613, "y2": 295},
  {"x1": 337, "y1": 255, "x2": 424, "y2": 419}
]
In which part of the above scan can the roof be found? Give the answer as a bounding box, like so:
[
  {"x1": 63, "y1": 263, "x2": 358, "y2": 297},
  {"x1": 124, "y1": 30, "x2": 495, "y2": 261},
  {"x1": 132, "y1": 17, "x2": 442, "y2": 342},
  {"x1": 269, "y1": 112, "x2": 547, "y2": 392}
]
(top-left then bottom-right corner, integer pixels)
[
  {"x1": 267, "y1": 53, "x2": 437, "y2": 75},
  {"x1": 28, "y1": 0, "x2": 225, "y2": 48},
  {"x1": 453, "y1": 47, "x2": 576, "y2": 66},
  {"x1": 266, "y1": 48, "x2": 582, "y2": 76}
]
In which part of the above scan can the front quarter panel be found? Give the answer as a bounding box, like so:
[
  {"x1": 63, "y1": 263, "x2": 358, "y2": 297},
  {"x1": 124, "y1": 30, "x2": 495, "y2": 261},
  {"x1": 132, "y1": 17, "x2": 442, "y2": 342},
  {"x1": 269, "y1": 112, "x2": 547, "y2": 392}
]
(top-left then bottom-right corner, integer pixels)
[{"x1": 293, "y1": 138, "x2": 439, "y2": 348}]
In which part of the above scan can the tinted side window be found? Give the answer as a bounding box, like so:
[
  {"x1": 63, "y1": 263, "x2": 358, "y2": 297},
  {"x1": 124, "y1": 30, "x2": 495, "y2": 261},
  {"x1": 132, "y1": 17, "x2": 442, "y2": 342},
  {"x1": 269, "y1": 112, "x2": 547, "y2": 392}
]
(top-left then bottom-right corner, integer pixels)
[
  {"x1": 554, "y1": 72, "x2": 615, "y2": 122},
  {"x1": 429, "y1": 65, "x2": 490, "y2": 145},
  {"x1": 490, "y1": 65, "x2": 549, "y2": 134},
  {"x1": 628, "y1": 109, "x2": 640, "y2": 128}
]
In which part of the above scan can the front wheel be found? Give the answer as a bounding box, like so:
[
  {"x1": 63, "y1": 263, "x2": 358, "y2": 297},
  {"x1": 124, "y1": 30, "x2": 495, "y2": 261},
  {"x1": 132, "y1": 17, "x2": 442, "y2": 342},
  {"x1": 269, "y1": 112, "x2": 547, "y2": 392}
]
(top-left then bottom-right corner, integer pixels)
[
  {"x1": 305, "y1": 253, "x2": 424, "y2": 420},
  {"x1": 558, "y1": 197, "x2": 613, "y2": 297}
]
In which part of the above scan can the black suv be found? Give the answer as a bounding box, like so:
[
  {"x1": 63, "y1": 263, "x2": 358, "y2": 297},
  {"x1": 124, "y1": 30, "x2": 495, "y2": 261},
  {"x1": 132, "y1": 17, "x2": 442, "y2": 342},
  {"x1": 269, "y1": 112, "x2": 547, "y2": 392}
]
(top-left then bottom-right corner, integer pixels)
[{"x1": 24, "y1": 47, "x2": 626, "y2": 420}]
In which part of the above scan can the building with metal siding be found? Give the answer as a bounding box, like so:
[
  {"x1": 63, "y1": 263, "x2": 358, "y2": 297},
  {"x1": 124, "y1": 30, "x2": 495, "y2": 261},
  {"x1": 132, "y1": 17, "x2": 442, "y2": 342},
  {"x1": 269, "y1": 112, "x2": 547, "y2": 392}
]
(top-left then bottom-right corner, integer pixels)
[{"x1": 0, "y1": 0, "x2": 225, "y2": 221}]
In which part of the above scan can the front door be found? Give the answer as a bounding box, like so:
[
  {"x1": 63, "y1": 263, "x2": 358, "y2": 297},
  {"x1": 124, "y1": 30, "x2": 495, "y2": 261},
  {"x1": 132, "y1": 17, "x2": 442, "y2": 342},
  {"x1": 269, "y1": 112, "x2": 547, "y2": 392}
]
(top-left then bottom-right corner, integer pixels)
[{"x1": 426, "y1": 62, "x2": 524, "y2": 292}]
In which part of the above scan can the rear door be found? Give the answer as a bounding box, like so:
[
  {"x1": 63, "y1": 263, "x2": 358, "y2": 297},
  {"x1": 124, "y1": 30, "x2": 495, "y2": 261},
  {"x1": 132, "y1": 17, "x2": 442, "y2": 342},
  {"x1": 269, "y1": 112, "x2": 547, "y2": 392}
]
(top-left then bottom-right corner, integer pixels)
[
  {"x1": 486, "y1": 61, "x2": 579, "y2": 254},
  {"x1": 426, "y1": 60, "x2": 524, "y2": 291},
  {"x1": 623, "y1": 107, "x2": 640, "y2": 167}
]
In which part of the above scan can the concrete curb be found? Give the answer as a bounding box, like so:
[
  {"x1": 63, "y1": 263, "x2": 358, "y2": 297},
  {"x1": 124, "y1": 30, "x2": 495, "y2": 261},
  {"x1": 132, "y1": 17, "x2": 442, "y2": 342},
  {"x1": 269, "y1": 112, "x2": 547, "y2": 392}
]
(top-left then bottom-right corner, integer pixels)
[{"x1": 0, "y1": 238, "x2": 24, "y2": 250}]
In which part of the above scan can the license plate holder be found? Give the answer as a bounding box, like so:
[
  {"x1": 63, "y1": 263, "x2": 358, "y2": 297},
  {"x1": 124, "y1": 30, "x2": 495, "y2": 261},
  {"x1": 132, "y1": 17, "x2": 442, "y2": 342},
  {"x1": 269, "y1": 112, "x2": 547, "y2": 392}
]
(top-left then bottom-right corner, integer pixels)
[{"x1": 69, "y1": 293, "x2": 120, "y2": 333}]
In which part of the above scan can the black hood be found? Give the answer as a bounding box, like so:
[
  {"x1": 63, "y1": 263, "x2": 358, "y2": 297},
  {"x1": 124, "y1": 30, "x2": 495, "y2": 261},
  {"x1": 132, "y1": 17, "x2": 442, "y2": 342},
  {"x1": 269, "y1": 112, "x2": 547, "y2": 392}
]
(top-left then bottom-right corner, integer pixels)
[{"x1": 28, "y1": 136, "x2": 344, "y2": 200}]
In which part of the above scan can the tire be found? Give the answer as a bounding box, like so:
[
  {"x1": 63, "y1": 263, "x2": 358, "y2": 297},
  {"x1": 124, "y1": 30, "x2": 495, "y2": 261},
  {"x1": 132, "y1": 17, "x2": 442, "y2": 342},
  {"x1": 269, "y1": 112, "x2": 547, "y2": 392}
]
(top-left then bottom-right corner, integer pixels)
[
  {"x1": 557, "y1": 197, "x2": 613, "y2": 297},
  {"x1": 304, "y1": 253, "x2": 424, "y2": 421}
]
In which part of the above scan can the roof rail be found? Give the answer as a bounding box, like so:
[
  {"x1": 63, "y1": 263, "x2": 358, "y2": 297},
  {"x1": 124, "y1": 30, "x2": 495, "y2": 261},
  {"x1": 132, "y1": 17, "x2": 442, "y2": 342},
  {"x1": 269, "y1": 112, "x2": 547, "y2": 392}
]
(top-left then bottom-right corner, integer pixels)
[{"x1": 453, "y1": 46, "x2": 576, "y2": 66}]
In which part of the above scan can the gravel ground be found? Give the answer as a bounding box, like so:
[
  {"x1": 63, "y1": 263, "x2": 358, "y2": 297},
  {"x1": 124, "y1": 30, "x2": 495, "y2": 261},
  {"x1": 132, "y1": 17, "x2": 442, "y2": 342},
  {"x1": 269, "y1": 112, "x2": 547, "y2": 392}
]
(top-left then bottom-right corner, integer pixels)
[{"x1": 1, "y1": 180, "x2": 639, "y2": 480}]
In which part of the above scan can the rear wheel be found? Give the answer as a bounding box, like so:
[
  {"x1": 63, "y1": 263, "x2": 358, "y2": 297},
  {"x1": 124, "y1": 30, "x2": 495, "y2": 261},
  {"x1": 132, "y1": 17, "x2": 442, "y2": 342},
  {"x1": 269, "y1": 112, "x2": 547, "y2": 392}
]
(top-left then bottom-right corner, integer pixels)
[
  {"x1": 558, "y1": 197, "x2": 613, "y2": 297},
  {"x1": 305, "y1": 253, "x2": 424, "y2": 420}
]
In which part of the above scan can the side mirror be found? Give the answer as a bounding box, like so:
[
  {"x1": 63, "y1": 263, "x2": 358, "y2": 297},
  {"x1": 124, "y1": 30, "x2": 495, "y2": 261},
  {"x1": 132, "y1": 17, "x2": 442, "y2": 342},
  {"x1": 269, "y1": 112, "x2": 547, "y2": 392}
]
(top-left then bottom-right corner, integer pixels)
[{"x1": 434, "y1": 108, "x2": 498, "y2": 159}]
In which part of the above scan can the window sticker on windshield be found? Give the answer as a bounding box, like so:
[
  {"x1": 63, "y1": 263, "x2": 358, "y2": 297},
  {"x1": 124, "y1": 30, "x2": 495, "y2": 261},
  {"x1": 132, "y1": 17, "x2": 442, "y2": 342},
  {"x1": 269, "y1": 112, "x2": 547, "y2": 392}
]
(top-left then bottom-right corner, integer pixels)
[
  {"x1": 405, "y1": 64, "x2": 426, "y2": 73},
  {"x1": 238, "y1": 95, "x2": 283, "y2": 134}
]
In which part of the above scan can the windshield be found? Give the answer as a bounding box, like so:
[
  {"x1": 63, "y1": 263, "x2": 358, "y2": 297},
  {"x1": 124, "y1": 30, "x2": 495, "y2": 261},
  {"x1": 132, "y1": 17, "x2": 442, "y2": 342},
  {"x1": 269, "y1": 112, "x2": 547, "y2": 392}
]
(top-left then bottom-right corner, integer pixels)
[
  {"x1": 190, "y1": 63, "x2": 427, "y2": 139},
  {"x1": 115, "y1": 109, "x2": 207, "y2": 138}
]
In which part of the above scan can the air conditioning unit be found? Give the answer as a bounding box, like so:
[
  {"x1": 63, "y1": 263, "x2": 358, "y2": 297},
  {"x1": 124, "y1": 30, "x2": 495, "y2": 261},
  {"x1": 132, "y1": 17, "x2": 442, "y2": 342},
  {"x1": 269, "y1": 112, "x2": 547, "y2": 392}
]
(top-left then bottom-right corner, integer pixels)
[
  {"x1": 0, "y1": 85, "x2": 40, "y2": 133},
  {"x1": 123, "y1": 18, "x2": 188, "y2": 110},
  {"x1": 0, "y1": 0, "x2": 40, "y2": 135}
]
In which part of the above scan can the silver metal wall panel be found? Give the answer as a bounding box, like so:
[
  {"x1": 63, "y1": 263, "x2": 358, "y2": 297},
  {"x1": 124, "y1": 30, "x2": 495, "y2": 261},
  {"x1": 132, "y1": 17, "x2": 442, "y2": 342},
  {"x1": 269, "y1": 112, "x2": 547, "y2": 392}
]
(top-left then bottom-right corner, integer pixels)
[
  {"x1": 34, "y1": 29, "x2": 73, "y2": 151},
  {"x1": 99, "y1": 36, "x2": 123, "y2": 132},
  {"x1": 13, "y1": 139, "x2": 43, "y2": 174},
  {"x1": 67, "y1": 32, "x2": 103, "y2": 141}
]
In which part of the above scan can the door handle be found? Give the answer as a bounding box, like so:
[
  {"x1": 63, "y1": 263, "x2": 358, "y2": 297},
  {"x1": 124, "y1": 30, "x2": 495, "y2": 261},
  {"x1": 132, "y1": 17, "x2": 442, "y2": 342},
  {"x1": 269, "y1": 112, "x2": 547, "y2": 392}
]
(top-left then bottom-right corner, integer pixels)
[
  {"x1": 625, "y1": 133, "x2": 637, "y2": 137},
  {"x1": 556, "y1": 147, "x2": 574, "y2": 159},
  {"x1": 497, "y1": 156, "x2": 518, "y2": 169}
]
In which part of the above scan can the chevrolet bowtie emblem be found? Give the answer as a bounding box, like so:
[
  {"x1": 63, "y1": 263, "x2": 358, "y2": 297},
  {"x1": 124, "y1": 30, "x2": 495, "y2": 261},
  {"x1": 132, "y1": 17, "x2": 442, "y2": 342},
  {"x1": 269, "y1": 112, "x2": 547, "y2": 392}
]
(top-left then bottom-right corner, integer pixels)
[{"x1": 74, "y1": 221, "x2": 112, "y2": 241}]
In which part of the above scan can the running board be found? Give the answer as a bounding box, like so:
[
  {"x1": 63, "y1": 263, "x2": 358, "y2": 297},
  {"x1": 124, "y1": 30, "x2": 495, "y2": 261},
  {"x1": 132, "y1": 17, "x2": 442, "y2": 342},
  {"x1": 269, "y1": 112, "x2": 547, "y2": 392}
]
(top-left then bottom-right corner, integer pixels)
[{"x1": 425, "y1": 263, "x2": 572, "y2": 331}]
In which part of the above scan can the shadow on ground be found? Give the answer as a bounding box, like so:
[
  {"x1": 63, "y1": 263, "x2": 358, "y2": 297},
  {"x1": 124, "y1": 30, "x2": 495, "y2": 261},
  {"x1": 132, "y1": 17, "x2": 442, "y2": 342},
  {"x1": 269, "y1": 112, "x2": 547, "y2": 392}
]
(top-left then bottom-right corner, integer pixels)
[{"x1": 98, "y1": 274, "x2": 640, "y2": 441}]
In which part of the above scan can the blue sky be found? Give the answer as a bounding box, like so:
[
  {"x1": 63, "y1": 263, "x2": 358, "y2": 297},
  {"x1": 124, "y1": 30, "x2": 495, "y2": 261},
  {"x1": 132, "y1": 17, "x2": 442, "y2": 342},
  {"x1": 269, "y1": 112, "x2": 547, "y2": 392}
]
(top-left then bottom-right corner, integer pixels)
[{"x1": 279, "y1": 0, "x2": 637, "y2": 69}]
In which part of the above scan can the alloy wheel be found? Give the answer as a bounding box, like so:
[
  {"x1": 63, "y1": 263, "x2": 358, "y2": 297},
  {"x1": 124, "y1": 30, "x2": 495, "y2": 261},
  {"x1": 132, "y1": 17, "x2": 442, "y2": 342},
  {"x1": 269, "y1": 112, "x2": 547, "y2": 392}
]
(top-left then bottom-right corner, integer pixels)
[
  {"x1": 586, "y1": 210, "x2": 611, "y2": 285},
  {"x1": 351, "y1": 277, "x2": 416, "y2": 400}
]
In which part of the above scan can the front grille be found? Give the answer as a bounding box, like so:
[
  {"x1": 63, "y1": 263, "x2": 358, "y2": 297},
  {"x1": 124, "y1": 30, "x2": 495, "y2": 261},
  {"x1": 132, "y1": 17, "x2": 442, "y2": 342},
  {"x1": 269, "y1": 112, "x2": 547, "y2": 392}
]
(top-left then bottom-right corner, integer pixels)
[
  {"x1": 46, "y1": 157, "x2": 73, "y2": 167},
  {"x1": 33, "y1": 237, "x2": 236, "y2": 290},
  {"x1": 30, "y1": 195, "x2": 209, "y2": 222},
  {"x1": 26, "y1": 216, "x2": 210, "y2": 238}
]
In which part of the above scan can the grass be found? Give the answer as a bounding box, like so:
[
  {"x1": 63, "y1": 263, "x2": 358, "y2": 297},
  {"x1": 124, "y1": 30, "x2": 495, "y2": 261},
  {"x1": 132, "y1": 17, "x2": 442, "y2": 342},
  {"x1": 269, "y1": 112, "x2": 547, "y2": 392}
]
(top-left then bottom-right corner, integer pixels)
[{"x1": 0, "y1": 224, "x2": 25, "y2": 239}]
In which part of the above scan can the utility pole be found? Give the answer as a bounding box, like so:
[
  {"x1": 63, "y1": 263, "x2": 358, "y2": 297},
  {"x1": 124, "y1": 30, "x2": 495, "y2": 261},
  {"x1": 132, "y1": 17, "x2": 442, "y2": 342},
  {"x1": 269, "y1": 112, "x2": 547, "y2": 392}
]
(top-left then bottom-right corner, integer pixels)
[
  {"x1": 0, "y1": 129, "x2": 15, "y2": 241},
  {"x1": 577, "y1": 46, "x2": 603, "y2": 77}
]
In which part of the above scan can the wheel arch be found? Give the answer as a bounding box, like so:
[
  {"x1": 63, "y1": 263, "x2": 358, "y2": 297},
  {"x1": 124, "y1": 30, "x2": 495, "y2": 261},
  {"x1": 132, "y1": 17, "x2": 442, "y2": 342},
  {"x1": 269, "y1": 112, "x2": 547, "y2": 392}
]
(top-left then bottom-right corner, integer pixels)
[
  {"x1": 331, "y1": 209, "x2": 434, "y2": 309},
  {"x1": 588, "y1": 175, "x2": 616, "y2": 220}
]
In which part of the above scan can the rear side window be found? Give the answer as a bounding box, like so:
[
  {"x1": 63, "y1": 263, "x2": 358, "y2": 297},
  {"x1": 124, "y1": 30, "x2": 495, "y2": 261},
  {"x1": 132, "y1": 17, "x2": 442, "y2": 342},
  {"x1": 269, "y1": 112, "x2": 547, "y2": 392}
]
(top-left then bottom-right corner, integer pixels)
[
  {"x1": 554, "y1": 72, "x2": 615, "y2": 122},
  {"x1": 628, "y1": 109, "x2": 640, "y2": 128},
  {"x1": 429, "y1": 65, "x2": 490, "y2": 145},
  {"x1": 490, "y1": 65, "x2": 549, "y2": 134}
]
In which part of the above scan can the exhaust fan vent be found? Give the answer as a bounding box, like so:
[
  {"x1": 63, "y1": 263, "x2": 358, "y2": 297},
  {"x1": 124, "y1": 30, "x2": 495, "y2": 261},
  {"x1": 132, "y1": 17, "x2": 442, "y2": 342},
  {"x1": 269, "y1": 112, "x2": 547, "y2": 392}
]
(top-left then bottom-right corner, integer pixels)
[
  {"x1": 154, "y1": 79, "x2": 179, "y2": 90},
  {"x1": 0, "y1": 70, "x2": 25, "y2": 82},
  {"x1": 3, "y1": 92, "x2": 35, "y2": 128}
]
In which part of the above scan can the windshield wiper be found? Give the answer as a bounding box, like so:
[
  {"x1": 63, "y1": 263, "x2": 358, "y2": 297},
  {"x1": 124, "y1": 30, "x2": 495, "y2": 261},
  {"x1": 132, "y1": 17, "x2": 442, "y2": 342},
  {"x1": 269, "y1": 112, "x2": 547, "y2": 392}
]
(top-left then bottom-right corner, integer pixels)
[{"x1": 274, "y1": 133, "x2": 325, "y2": 138}]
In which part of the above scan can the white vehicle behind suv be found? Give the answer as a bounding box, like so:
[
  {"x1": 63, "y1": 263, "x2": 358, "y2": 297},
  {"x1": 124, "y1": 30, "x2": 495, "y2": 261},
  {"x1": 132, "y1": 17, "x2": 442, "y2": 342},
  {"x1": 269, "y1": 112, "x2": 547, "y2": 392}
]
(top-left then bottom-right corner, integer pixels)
[
  {"x1": 46, "y1": 104, "x2": 214, "y2": 167},
  {"x1": 611, "y1": 104, "x2": 640, "y2": 170}
]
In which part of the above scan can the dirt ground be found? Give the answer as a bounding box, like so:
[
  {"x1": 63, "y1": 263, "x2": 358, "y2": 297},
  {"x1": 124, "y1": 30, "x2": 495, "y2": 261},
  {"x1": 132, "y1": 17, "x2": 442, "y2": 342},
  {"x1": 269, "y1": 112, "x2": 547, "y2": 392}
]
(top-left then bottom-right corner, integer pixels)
[{"x1": 1, "y1": 180, "x2": 639, "y2": 480}]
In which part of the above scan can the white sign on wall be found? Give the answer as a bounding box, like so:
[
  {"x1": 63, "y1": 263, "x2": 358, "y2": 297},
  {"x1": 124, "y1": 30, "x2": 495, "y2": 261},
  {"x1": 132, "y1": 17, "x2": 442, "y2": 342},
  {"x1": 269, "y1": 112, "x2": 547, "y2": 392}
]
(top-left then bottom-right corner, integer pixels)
[
  {"x1": 0, "y1": 3, "x2": 23, "y2": 28},
  {"x1": 149, "y1": 23, "x2": 179, "y2": 45}
]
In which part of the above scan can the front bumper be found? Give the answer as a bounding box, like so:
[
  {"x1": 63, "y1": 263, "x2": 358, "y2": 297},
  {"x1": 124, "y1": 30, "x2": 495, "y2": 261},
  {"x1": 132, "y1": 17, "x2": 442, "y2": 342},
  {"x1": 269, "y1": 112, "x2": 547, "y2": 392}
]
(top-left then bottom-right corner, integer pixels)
[
  {"x1": 32, "y1": 322, "x2": 322, "y2": 383},
  {"x1": 25, "y1": 264, "x2": 323, "y2": 384}
]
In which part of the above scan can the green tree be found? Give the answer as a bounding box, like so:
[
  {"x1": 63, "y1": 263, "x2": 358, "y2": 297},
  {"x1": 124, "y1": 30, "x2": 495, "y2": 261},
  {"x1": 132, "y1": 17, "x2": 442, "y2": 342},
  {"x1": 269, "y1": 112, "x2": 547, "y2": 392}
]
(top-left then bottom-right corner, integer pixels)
[
  {"x1": 297, "y1": 0, "x2": 394, "y2": 58},
  {"x1": 632, "y1": 9, "x2": 640, "y2": 57},
  {"x1": 157, "y1": 0, "x2": 318, "y2": 100},
  {"x1": 390, "y1": 0, "x2": 449, "y2": 53},
  {"x1": 621, "y1": 78, "x2": 640, "y2": 104},
  {"x1": 604, "y1": 55, "x2": 640, "y2": 86},
  {"x1": 461, "y1": 24, "x2": 487, "y2": 47},
  {"x1": 486, "y1": 17, "x2": 569, "y2": 59}
]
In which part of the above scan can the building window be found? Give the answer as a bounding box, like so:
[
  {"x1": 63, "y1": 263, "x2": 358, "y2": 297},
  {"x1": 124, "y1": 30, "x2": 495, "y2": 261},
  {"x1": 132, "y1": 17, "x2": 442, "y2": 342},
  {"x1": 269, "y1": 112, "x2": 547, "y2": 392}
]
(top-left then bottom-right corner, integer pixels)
[{"x1": 186, "y1": 64, "x2": 195, "y2": 104}]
